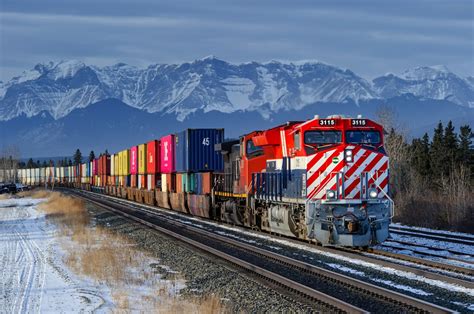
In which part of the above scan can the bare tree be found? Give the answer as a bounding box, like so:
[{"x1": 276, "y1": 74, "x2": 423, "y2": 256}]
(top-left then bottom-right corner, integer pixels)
[{"x1": 1, "y1": 145, "x2": 21, "y2": 182}]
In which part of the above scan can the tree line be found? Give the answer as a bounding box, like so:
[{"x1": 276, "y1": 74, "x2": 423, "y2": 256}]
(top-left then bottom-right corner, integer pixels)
[{"x1": 385, "y1": 119, "x2": 473, "y2": 232}]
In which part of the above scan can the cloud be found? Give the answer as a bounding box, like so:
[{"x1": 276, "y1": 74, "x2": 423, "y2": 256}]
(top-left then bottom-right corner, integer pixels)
[{"x1": 0, "y1": 0, "x2": 472, "y2": 81}]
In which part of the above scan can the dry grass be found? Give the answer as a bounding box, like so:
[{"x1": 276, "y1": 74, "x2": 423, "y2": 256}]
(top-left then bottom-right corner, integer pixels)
[
  {"x1": 0, "y1": 194, "x2": 9, "y2": 200},
  {"x1": 34, "y1": 191, "x2": 227, "y2": 312}
]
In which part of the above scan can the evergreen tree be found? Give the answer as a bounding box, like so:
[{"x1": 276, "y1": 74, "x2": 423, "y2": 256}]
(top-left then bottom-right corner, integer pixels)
[
  {"x1": 73, "y1": 149, "x2": 82, "y2": 165},
  {"x1": 68, "y1": 159, "x2": 73, "y2": 166},
  {"x1": 443, "y1": 121, "x2": 458, "y2": 169},
  {"x1": 458, "y1": 125, "x2": 472, "y2": 164},
  {"x1": 411, "y1": 133, "x2": 431, "y2": 177},
  {"x1": 42, "y1": 161, "x2": 47, "y2": 167},
  {"x1": 89, "y1": 150, "x2": 95, "y2": 162},
  {"x1": 430, "y1": 122, "x2": 445, "y2": 181},
  {"x1": 36, "y1": 160, "x2": 40, "y2": 167},
  {"x1": 27, "y1": 158, "x2": 34, "y2": 168}
]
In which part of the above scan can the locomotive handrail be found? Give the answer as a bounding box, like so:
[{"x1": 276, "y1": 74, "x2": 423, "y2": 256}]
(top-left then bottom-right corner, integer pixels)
[{"x1": 369, "y1": 172, "x2": 395, "y2": 218}]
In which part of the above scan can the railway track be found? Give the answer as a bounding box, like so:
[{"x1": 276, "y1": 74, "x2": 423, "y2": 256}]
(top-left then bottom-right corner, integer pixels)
[
  {"x1": 389, "y1": 226, "x2": 474, "y2": 246},
  {"x1": 69, "y1": 189, "x2": 454, "y2": 313},
  {"x1": 380, "y1": 240, "x2": 474, "y2": 266}
]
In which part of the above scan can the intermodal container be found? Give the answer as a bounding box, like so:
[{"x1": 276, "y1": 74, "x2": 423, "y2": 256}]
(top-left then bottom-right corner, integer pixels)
[
  {"x1": 174, "y1": 129, "x2": 224, "y2": 173},
  {"x1": 115, "y1": 154, "x2": 119, "y2": 176},
  {"x1": 110, "y1": 154, "x2": 115, "y2": 176},
  {"x1": 121, "y1": 149, "x2": 130, "y2": 175},
  {"x1": 180, "y1": 173, "x2": 195, "y2": 193},
  {"x1": 176, "y1": 173, "x2": 183, "y2": 193},
  {"x1": 130, "y1": 146, "x2": 138, "y2": 175},
  {"x1": 161, "y1": 173, "x2": 168, "y2": 192},
  {"x1": 93, "y1": 159, "x2": 98, "y2": 176},
  {"x1": 138, "y1": 144, "x2": 146, "y2": 175},
  {"x1": 146, "y1": 140, "x2": 160, "y2": 174},
  {"x1": 147, "y1": 174, "x2": 156, "y2": 190},
  {"x1": 160, "y1": 135, "x2": 175, "y2": 173},
  {"x1": 105, "y1": 154, "x2": 111, "y2": 175}
]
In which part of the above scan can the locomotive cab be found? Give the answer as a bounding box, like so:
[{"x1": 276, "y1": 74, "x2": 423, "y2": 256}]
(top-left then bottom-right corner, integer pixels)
[{"x1": 301, "y1": 115, "x2": 393, "y2": 246}]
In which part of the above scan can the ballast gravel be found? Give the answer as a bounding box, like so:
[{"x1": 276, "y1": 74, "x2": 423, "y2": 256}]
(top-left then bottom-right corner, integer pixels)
[{"x1": 84, "y1": 203, "x2": 321, "y2": 312}]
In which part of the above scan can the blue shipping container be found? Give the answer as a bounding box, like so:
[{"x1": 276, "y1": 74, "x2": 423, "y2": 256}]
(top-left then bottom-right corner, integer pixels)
[{"x1": 175, "y1": 129, "x2": 224, "y2": 172}]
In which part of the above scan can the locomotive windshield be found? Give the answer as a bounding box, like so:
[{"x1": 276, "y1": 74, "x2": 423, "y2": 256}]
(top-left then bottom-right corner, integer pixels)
[
  {"x1": 345, "y1": 131, "x2": 381, "y2": 144},
  {"x1": 246, "y1": 139, "x2": 263, "y2": 157},
  {"x1": 304, "y1": 131, "x2": 342, "y2": 145}
]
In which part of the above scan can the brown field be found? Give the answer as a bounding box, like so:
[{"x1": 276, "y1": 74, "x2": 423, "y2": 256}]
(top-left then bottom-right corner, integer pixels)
[{"x1": 35, "y1": 190, "x2": 226, "y2": 313}]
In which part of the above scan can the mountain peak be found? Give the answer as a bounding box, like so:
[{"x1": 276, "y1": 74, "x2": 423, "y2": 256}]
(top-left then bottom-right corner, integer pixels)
[
  {"x1": 401, "y1": 65, "x2": 452, "y2": 81},
  {"x1": 1, "y1": 58, "x2": 472, "y2": 122}
]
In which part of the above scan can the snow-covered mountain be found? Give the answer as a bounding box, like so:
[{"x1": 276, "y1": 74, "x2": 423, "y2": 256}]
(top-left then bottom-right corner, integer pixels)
[
  {"x1": 373, "y1": 65, "x2": 474, "y2": 107},
  {"x1": 1, "y1": 58, "x2": 473, "y2": 122}
]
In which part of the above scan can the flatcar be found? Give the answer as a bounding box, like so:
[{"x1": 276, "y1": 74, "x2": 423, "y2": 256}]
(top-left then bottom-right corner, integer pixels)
[{"x1": 18, "y1": 114, "x2": 393, "y2": 247}]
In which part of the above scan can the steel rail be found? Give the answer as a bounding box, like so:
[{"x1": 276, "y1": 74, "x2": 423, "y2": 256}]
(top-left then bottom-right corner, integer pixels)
[
  {"x1": 389, "y1": 227, "x2": 474, "y2": 246},
  {"x1": 71, "y1": 190, "x2": 454, "y2": 314},
  {"x1": 70, "y1": 189, "x2": 474, "y2": 285},
  {"x1": 72, "y1": 192, "x2": 365, "y2": 313}
]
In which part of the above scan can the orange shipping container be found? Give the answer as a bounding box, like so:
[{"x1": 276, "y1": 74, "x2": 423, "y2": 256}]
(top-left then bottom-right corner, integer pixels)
[
  {"x1": 176, "y1": 173, "x2": 183, "y2": 193},
  {"x1": 131, "y1": 174, "x2": 137, "y2": 188}
]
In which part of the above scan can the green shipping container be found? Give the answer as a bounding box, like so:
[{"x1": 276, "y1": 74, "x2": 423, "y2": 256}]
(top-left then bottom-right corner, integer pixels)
[{"x1": 181, "y1": 173, "x2": 196, "y2": 193}]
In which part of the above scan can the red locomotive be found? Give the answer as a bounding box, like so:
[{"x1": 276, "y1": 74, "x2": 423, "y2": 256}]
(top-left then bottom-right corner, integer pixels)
[{"x1": 215, "y1": 115, "x2": 393, "y2": 247}]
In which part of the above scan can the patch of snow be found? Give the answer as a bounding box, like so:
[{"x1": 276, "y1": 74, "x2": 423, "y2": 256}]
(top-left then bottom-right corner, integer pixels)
[
  {"x1": 220, "y1": 76, "x2": 256, "y2": 110},
  {"x1": 0, "y1": 197, "x2": 105, "y2": 312},
  {"x1": 325, "y1": 263, "x2": 366, "y2": 276},
  {"x1": 371, "y1": 278, "x2": 432, "y2": 296},
  {"x1": 391, "y1": 223, "x2": 474, "y2": 240}
]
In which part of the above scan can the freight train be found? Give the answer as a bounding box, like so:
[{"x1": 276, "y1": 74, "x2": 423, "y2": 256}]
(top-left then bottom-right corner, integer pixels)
[{"x1": 17, "y1": 114, "x2": 394, "y2": 247}]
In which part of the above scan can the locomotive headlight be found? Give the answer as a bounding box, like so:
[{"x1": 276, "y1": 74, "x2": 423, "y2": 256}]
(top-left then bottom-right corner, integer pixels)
[
  {"x1": 344, "y1": 149, "x2": 353, "y2": 163},
  {"x1": 326, "y1": 189, "x2": 337, "y2": 199},
  {"x1": 368, "y1": 188, "x2": 378, "y2": 199}
]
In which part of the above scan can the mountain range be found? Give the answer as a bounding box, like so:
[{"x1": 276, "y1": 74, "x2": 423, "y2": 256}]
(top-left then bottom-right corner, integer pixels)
[{"x1": 0, "y1": 57, "x2": 473, "y2": 157}]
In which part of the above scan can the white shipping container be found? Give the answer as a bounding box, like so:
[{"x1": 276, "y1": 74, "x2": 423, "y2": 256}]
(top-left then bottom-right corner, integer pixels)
[
  {"x1": 161, "y1": 173, "x2": 167, "y2": 192},
  {"x1": 110, "y1": 154, "x2": 115, "y2": 176},
  {"x1": 147, "y1": 175, "x2": 153, "y2": 191}
]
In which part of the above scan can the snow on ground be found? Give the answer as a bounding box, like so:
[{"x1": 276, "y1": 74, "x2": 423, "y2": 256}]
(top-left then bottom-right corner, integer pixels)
[
  {"x1": 379, "y1": 238, "x2": 474, "y2": 267},
  {"x1": 0, "y1": 194, "x2": 189, "y2": 313},
  {"x1": 391, "y1": 223, "x2": 474, "y2": 240},
  {"x1": 0, "y1": 196, "x2": 104, "y2": 313}
]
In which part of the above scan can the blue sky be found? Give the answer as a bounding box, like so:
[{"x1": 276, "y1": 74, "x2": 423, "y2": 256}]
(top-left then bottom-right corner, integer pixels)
[{"x1": 0, "y1": 0, "x2": 472, "y2": 81}]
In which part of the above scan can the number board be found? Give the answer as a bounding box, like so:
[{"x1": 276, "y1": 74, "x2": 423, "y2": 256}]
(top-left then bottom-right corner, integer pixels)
[
  {"x1": 319, "y1": 119, "x2": 336, "y2": 126},
  {"x1": 351, "y1": 119, "x2": 367, "y2": 126}
]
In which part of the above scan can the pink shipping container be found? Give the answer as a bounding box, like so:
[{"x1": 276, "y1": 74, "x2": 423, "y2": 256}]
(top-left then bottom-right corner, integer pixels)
[
  {"x1": 130, "y1": 146, "x2": 138, "y2": 175},
  {"x1": 160, "y1": 134, "x2": 175, "y2": 173}
]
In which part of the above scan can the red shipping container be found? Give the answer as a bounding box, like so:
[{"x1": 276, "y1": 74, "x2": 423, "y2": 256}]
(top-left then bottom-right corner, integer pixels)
[
  {"x1": 93, "y1": 159, "x2": 98, "y2": 176},
  {"x1": 98, "y1": 156, "x2": 103, "y2": 175},
  {"x1": 146, "y1": 140, "x2": 161, "y2": 174}
]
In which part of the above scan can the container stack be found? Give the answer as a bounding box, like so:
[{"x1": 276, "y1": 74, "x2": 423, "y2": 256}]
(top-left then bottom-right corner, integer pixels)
[
  {"x1": 138, "y1": 144, "x2": 146, "y2": 189},
  {"x1": 130, "y1": 146, "x2": 138, "y2": 188},
  {"x1": 146, "y1": 140, "x2": 160, "y2": 191},
  {"x1": 160, "y1": 134, "x2": 175, "y2": 192},
  {"x1": 174, "y1": 128, "x2": 224, "y2": 195}
]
